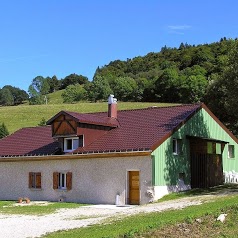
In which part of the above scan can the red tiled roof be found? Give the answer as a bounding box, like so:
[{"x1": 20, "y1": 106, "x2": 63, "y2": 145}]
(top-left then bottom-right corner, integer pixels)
[
  {"x1": 47, "y1": 111, "x2": 119, "y2": 127},
  {"x1": 0, "y1": 126, "x2": 59, "y2": 156},
  {"x1": 0, "y1": 104, "x2": 202, "y2": 157},
  {"x1": 73, "y1": 104, "x2": 202, "y2": 154}
]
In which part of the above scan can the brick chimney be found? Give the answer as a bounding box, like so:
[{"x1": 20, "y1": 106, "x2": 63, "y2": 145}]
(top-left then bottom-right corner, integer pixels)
[{"x1": 108, "y1": 94, "x2": 117, "y2": 118}]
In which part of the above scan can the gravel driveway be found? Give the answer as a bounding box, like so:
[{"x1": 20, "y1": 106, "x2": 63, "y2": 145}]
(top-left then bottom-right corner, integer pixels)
[{"x1": 0, "y1": 193, "x2": 228, "y2": 238}]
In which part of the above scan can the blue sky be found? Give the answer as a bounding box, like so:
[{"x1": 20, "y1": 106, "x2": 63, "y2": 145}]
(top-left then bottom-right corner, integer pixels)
[{"x1": 0, "y1": 0, "x2": 238, "y2": 92}]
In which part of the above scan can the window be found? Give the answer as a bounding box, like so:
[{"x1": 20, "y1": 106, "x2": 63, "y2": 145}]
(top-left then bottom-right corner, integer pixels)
[
  {"x1": 29, "y1": 172, "x2": 41, "y2": 189},
  {"x1": 216, "y1": 143, "x2": 222, "y2": 155},
  {"x1": 207, "y1": 142, "x2": 213, "y2": 154},
  {"x1": 64, "y1": 136, "x2": 83, "y2": 152},
  {"x1": 173, "y1": 139, "x2": 182, "y2": 155},
  {"x1": 53, "y1": 172, "x2": 72, "y2": 190},
  {"x1": 228, "y1": 145, "x2": 235, "y2": 158},
  {"x1": 208, "y1": 142, "x2": 222, "y2": 154}
]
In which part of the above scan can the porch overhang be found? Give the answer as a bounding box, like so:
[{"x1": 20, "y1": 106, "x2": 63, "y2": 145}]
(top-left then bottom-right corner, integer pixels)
[{"x1": 186, "y1": 135, "x2": 229, "y2": 144}]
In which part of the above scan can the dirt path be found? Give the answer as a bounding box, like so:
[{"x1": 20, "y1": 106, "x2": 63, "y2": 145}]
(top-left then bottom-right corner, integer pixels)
[{"x1": 0, "y1": 192, "x2": 234, "y2": 238}]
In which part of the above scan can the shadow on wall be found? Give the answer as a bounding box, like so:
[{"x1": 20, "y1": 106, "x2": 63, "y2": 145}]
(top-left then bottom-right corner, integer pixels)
[{"x1": 163, "y1": 109, "x2": 210, "y2": 188}]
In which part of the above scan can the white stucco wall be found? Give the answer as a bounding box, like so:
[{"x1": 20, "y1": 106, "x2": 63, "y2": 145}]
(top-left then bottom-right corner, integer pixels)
[
  {"x1": 153, "y1": 184, "x2": 191, "y2": 200},
  {"x1": 0, "y1": 155, "x2": 152, "y2": 205}
]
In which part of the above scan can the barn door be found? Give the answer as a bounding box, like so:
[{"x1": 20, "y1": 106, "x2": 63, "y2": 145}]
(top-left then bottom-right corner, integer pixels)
[
  {"x1": 191, "y1": 153, "x2": 223, "y2": 188},
  {"x1": 128, "y1": 171, "x2": 140, "y2": 205},
  {"x1": 189, "y1": 137, "x2": 224, "y2": 189}
]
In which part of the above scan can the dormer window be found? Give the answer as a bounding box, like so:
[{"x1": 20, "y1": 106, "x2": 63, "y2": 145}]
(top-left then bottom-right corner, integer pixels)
[{"x1": 64, "y1": 135, "x2": 83, "y2": 152}]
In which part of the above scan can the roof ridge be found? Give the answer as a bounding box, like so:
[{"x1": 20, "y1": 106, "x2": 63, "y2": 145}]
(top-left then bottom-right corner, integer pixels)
[{"x1": 70, "y1": 103, "x2": 202, "y2": 116}]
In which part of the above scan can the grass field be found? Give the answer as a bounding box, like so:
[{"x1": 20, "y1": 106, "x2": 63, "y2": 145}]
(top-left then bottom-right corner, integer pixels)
[
  {"x1": 44, "y1": 191, "x2": 238, "y2": 238},
  {"x1": 48, "y1": 90, "x2": 64, "y2": 104},
  {"x1": 0, "y1": 101, "x2": 178, "y2": 134}
]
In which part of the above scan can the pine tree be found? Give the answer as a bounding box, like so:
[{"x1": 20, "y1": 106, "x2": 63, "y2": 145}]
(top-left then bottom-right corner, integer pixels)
[{"x1": 0, "y1": 123, "x2": 9, "y2": 139}]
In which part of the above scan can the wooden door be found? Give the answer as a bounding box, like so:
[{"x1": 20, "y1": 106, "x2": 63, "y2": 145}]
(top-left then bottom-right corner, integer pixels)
[{"x1": 128, "y1": 171, "x2": 140, "y2": 205}]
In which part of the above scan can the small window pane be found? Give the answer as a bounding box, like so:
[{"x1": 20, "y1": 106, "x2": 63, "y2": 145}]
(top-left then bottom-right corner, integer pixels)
[
  {"x1": 32, "y1": 174, "x2": 36, "y2": 188},
  {"x1": 58, "y1": 173, "x2": 67, "y2": 189},
  {"x1": 73, "y1": 139, "x2": 79, "y2": 149},
  {"x1": 66, "y1": 139, "x2": 72, "y2": 150},
  {"x1": 173, "y1": 139, "x2": 177, "y2": 154},
  {"x1": 173, "y1": 139, "x2": 181, "y2": 155},
  {"x1": 78, "y1": 135, "x2": 84, "y2": 147},
  {"x1": 228, "y1": 145, "x2": 235, "y2": 158},
  {"x1": 207, "y1": 142, "x2": 213, "y2": 154},
  {"x1": 216, "y1": 143, "x2": 221, "y2": 154},
  {"x1": 61, "y1": 173, "x2": 65, "y2": 188}
]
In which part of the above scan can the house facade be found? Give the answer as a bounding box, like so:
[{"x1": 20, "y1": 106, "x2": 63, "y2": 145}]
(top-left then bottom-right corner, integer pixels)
[{"x1": 0, "y1": 95, "x2": 237, "y2": 205}]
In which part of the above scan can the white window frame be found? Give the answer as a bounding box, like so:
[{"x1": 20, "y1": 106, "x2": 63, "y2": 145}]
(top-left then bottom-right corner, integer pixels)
[
  {"x1": 64, "y1": 137, "x2": 79, "y2": 152},
  {"x1": 173, "y1": 138, "x2": 181, "y2": 155},
  {"x1": 58, "y1": 172, "x2": 67, "y2": 189}
]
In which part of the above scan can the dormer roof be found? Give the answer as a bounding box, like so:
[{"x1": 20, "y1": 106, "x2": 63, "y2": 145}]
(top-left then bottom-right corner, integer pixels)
[{"x1": 46, "y1": 110, "x2": 119, "y2": 128}]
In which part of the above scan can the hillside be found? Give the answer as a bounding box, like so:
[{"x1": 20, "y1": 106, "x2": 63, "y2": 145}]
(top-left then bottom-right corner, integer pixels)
[
  {"x1": 92, "y1": 38, "x2": 238, "y2": 135},
  {"x1": 48, "y1": 90, "x2": 65, "y2": 104},
  {"x1": 0, "y1": 102, "x2": 178, "y2": 134}
]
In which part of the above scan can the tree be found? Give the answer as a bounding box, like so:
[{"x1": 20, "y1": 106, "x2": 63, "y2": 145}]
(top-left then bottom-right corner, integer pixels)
[
  {"x1": 30, "y1": 76, "x2": 50, "y2": 95},
  {"x1": 155, "y1": 67, "x2": 180, "y2": 102},
  {"x1": 0, "y1": 88, "x2": 14, "y2": 106},
  {"x1": 3, "y1": 85, "x2": 28, "y2": 105},
  {"x1": 110, "y1": 77, "x2": 138, "y2": 101},
  {"x1": 62, "y1": 84, "x2": 86, "y2": 103},
  {"x1": 179, "y1": 65, "x2": 208, "y2": 103},
  {"x1": 222, "y1": 41, "x2": 238, "y2": 117},
  {"x1": 86, "y1": 76, "x2": 112, "y2": 102},
  {"x1": 0, "y1": 123, "x2": 9, "y2": 139},
  {"x1": 205, "y1": 40, "x2": 238, "y2": 134},
  {"x1": 38, "y1": 118, "x2": 47, "y2": 126},
  {"x1": 60, "y1": 74, "x2": 88, "y2": 89},
  {"x1": 179, "y1": 74, "x2": 208, "y2": 103},
  {"x1": 28, "y1": 76, "x2": 50, "y2": 105},
  {"x1": 47, "y1": 75, "x2": 60, "y2": 93},
  {"x1": 28, "y1": 85, "x2": 44, "y2": 105}
]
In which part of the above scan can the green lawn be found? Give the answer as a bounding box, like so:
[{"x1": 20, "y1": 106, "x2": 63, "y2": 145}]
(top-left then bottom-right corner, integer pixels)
[
  {"x1": 44, "y1": 194, "x2": 238, "y2": 238},
  {"x1": 0, "y1": 102, "x2": 178, "y2": 134},
  {"x1": 0, "y1": 201, "x2": 86, "y2": 215}
]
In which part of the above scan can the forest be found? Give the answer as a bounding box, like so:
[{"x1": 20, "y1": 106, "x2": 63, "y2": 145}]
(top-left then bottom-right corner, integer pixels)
[{"x1": 1, "y1": 37, "x2": 238, "y2": 134}]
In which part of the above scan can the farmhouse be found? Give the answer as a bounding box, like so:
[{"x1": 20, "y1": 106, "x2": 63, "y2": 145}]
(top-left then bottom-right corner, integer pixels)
[{"x1": 0, "y1": 95, "x2": 237, "y2": 205}]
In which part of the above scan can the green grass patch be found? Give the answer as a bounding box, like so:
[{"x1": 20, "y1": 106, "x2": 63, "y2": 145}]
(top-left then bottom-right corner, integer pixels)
[
  {"x1": 157, "y1": 184, "x2": 238, "y2": 202},
  {"x1": 48, "y1": 90, "x2": 65, "y2": 104},
  {"x1": 43, "y1": 194, "x2": 238, "y2": 238},
  {"x1": 0, "y1": 102, "x2": 178, "y2": 134},
  {"x1": 0, "y1": 201, "x2": 86, "y2": 215}
]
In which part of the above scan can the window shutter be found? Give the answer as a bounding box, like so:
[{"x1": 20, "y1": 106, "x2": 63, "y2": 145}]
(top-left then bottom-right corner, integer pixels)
[
  {"x1": 66, "y1": 172, "x2": 72, "y2": 190},
  {"x1": 53, "y1": 172, "x2": 59, "y2": 189},
  {"x1": 36, "y1": 173, "x2": 42, "y2": 189},
  {"x1": 29, "y1": 172, "x2": 33, "y2": 188}
]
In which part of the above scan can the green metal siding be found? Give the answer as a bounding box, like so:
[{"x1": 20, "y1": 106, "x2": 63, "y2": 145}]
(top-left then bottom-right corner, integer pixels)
[{"x1": 151, "y1": 108, "x2": 238, "y2": 186}]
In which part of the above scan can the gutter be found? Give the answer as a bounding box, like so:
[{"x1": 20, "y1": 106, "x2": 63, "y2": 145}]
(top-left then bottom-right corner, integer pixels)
[{"x1": 0, "y1": 150, "x2": 151, "y2": 162}]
